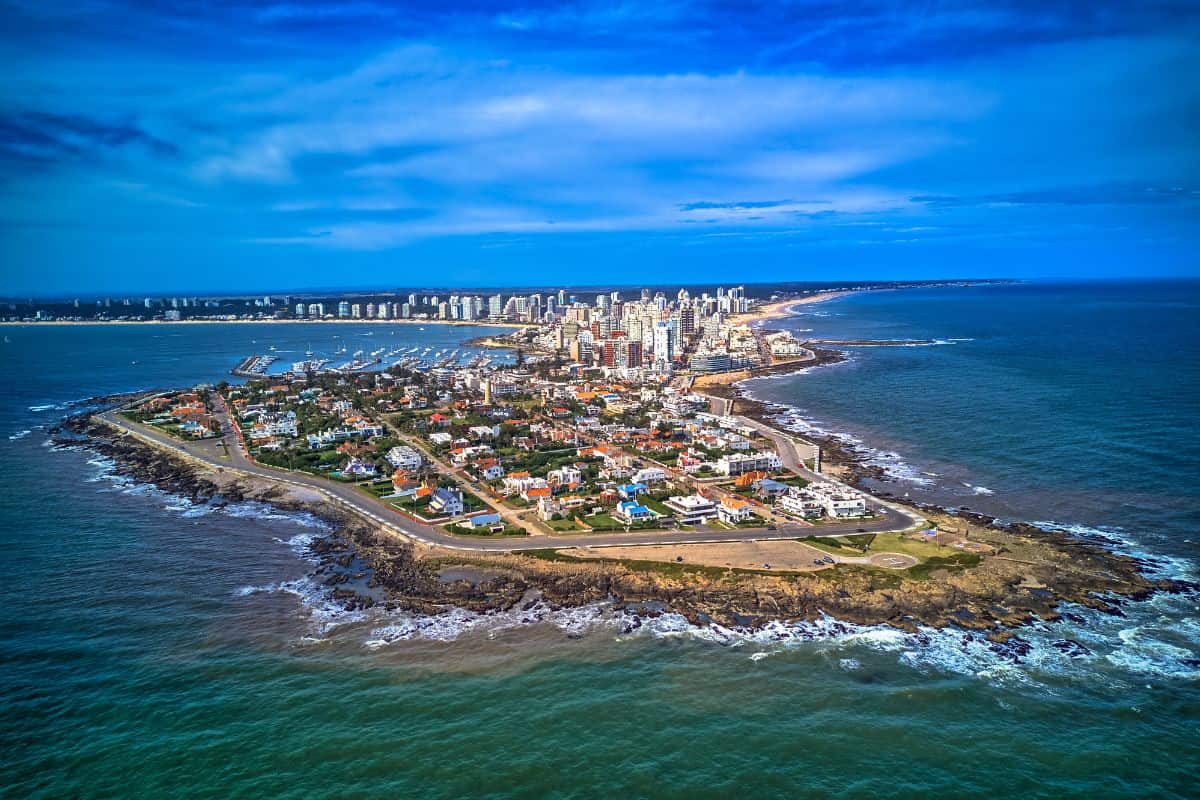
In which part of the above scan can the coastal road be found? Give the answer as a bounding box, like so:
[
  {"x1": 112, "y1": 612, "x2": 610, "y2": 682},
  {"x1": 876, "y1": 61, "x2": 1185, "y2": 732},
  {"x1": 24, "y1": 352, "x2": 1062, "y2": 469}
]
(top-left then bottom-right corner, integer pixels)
[
  {"x1": 696, "y1": 395, "x2": 926, "y2": 531},
  {"x1": 97, "y1": 409, "x2": 917, "y2": 553}
]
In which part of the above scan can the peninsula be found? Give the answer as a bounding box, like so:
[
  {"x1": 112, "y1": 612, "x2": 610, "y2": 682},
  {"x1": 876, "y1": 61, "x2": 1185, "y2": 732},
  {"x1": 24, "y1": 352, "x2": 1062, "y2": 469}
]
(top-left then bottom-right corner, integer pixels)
[{"x1": 59, "y1": 283, "x2": 1185, "y2": 640}]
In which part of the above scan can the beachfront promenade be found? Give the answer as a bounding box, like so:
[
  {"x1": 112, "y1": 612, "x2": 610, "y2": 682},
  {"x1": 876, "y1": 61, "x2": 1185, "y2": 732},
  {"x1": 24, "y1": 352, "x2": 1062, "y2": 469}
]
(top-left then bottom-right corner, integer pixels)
[{"x1": 98, "y1": 408, "x2": 917, "y2": 553}]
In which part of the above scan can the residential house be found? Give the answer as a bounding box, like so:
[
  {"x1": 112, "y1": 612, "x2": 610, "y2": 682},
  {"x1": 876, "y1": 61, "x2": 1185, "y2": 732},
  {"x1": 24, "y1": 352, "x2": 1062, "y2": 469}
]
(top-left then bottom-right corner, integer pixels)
[
  {"x1": 614, "y1": 500, "x2": 654, "y2": 525},
  {"x1": 548, "y1": 466, "x2": 583, "y2": 486},
  {"x1": 777, "y1": 490, "x2": 825, "y2": 519},
  {"x1": 715, "y1": 451, "x2": 783, "y2": 477},
  {"x1": 385, "y1": 445, "x2": 423, "y2": 471},
  {"x1": 461, "y1": 512, "x2": 504, "y2": 532},
  {"x1": 537, "y1": 496, "x2": 566, "y2": 521},
  {"x1": 631, "y1": 467, "x2": 667, "y2": 484},
  {"x1": 522, "y1": 485, "x2": 552, "y2": 503},
  {"x1": 753, "y1": 478, "x2": 791, "y2": 499},
  {"x1": 342, "y1": 457, "x2": 378, "y2": 479},
  {"x1": 429, "y1": 487, "x2": 464, "y2": 516},
  {"x1": 718, "y1": 496, "x2": 754, "y2": 524},
  {"x1": 807, "y1": 483, "x2": 869, "y2": 518},
  {"x1": 663, "y1": 494, "x2": 719, "y2": 525}
]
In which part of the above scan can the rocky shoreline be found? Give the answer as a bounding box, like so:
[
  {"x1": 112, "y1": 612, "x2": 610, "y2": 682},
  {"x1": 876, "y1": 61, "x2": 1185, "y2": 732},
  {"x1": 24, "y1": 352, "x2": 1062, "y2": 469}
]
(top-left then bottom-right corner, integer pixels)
[{"x1": 55, "y1": 399, "x2": 1195, "y2": 641}]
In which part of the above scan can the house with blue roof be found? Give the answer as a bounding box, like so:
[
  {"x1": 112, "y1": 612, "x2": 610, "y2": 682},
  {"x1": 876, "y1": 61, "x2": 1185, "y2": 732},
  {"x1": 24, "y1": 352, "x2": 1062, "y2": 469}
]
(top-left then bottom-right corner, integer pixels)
[
  {"x1": 618, "y1": 482, "x2": 648, "y2": 499},
  {"x1": 460, "y1": 512, "x2": 503, "y2": 531},
  {"x1": 614, "y1": 500, "x2": 654, "y2": 525}
]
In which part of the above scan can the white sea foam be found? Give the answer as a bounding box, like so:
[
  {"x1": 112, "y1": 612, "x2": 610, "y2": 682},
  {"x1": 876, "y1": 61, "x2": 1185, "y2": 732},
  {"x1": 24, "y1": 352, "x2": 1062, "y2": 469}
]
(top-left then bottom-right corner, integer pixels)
[
  {"x1": 1032, "y1": 520, "x2": 1196, "y2": 581},
  {"x1": 761, "y1": 402, "x2": 936, "y2": 487},
  {"x1": 237, "y1": 577, "x2": 368, "y2": 633},
  {"x1": 8, "y1": 429, "x2": 32, "y2": 440}
]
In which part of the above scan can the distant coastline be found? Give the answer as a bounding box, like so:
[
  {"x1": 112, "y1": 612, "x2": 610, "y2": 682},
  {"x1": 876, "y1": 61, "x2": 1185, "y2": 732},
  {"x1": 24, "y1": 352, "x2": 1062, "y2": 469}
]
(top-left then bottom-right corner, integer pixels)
[
  {"x1": 729, "y1": 289, "x2": 861, "y2": 326},
  {"x1": 0, "y1": 318, "x2": 532, "y2": 329}
]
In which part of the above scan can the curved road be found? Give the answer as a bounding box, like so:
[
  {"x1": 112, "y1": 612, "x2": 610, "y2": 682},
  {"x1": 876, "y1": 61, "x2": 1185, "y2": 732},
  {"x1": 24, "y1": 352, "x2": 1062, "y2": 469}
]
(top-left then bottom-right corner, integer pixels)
[{"x1": 98, "y1": 409, "x2": 917, "y2": 552}]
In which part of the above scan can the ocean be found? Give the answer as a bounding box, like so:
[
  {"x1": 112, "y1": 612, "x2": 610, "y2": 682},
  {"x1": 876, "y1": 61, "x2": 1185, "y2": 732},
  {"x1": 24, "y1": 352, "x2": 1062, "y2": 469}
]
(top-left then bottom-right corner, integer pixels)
[{"x1": 1, "y1": 288, "x2": 1198, "y2": 799}]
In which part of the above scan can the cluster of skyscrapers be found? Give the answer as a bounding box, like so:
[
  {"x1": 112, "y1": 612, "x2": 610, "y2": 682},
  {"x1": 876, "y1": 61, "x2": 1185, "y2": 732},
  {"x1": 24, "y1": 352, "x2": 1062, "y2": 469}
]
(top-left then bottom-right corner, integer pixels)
[{"x1": 529, "y1": 286, "x2": 750, "y2": 370}]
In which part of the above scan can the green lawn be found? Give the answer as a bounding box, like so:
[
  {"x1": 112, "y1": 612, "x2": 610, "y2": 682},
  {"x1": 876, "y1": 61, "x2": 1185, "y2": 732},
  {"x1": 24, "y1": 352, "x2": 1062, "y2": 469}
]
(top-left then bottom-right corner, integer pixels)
[{"x1": 449, "y1": 523, "x2": 528, "y2": 538}]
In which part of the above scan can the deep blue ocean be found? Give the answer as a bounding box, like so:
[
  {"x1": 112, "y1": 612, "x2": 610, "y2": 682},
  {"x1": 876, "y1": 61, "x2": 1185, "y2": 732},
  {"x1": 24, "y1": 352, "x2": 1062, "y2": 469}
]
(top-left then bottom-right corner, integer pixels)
[{"x1": 2, "y1": 288, "x2": 1198, "y2": 799}]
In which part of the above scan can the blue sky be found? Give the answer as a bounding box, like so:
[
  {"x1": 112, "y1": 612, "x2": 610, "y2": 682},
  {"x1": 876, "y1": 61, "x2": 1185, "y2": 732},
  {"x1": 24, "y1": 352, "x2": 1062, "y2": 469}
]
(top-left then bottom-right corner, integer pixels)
[{"x1": 1, "y1": 1, "x2": 1198, "y2": 294}]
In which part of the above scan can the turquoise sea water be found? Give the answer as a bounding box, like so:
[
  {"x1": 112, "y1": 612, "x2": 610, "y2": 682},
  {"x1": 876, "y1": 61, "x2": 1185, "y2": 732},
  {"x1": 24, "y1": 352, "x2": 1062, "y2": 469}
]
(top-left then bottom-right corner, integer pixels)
[{"x1": 2, "y1": 292, "x2": 1199, "y2": 798}]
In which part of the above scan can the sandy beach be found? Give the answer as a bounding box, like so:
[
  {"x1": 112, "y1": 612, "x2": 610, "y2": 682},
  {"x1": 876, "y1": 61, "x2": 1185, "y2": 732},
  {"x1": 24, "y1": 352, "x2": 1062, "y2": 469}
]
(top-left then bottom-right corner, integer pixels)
[{"x1": 731, "y1": 290, "x2": 859, "y2": 326}]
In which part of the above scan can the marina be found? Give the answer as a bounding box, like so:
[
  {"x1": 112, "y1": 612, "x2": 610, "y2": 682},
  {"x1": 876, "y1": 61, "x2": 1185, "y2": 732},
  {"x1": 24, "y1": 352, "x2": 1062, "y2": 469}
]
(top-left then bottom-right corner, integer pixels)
[{"x1": 228, "y1": 336, "x2": 512, "y2": 380}]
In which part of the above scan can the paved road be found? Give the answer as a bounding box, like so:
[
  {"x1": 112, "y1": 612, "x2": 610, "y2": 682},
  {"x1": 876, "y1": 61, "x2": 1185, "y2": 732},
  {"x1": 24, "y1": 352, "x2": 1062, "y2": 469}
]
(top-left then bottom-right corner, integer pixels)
[
  {"x1": 99, "y1": 408, "x2": 916, "y2": 552},
  {"x1": 697, "y1": 393, "x2": 926, "y2": 531}
]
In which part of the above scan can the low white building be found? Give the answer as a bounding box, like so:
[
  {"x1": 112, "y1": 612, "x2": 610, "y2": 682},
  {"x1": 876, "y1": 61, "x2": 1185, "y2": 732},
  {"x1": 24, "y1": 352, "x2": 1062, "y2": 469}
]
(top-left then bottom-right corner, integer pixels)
[
  {"x1": 548, "y1": 466, "x2": 583, "y2": 486},
  {"x1": 780, "y1": 483, "x2": 869, "y2": 518},
  {"x1": 715, "y1": 451, "x2": 783, "y2": 476},
  {"x1": 777, "y1": 490, "x2": 825, "y2": 519},
  {"x1": 468, "y1": 425, "x2": 498, "y2": 440},
  {"x1": 385, "y1": 445, "x2": 423, "y2": 471},
  {"x1": 717, "y1": 496, "x2": 754, "y2": 524},
  {"x1": 342, "y1": 457, "x2": 378, "y2": 479},
  {"x1": 663, "y1": 494, "x2": 719, "y2": 525},
  {"x1": 631, "y1": 467, "x2": 667, "y2": 484}
]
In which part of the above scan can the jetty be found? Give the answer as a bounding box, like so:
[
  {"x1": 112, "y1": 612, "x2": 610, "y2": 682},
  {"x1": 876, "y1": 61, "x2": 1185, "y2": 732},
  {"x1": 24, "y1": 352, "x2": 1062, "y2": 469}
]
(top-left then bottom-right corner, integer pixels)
[{"x1": 231, "y1": 354, "x2": 276, "y2": 377}]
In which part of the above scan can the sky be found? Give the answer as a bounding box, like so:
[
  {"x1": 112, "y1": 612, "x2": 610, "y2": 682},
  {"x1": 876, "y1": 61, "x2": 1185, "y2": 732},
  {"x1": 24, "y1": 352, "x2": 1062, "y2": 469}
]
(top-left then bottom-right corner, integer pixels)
[{"x1": 1, "y1": 1, "x2": 1198, "y2": 295}]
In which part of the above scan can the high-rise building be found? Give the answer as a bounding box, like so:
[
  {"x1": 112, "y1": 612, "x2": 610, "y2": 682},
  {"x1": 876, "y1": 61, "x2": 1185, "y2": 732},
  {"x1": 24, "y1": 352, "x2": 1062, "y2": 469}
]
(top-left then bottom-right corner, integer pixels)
[
  {"x1": 680, "y1": 304, "x2": 696, "y2": 336},
  {"x1": 338, "y1": 301, "x2": 350, "y2": 318},
  {"x1": 653, "y1": 320, "x2": 674, "y2": 365},
  {"x1": 351, "y1": 303, "x2": 362, "y2": 318},
  {"x1": 295, "y1": 303, "x2": 306, "y2": 316},
  {"x1": 626, "y1": 340, "x2": 643, "y2": 368}
]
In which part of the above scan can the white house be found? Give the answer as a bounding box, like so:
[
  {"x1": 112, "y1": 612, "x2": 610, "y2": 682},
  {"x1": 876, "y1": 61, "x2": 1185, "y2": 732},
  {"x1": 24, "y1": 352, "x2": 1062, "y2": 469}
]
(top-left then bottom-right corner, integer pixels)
[
  {"x1": 503, "y1": 474, "x2": 548, "y2": 495},
  {"x1": 537, "y1": 496, "x2": 566, "y2": 521},
  {"x1": 478, "y1": 463, "x2": 505, "y2": 481},
  {"x1": 715, "y1": 451, "x2": 783, "y2": 477},
  {"x1": 548, "y1": 465, "x2": 583, "y2": 486},
  {"x1": 717, "y1": 496, "x2": 754, "y2": 524},
  {"x1": 631, "y1": 467, "x2": 667, "y2": 484},
  {"x1": 429, "y1": 487, "x2": 464, "y2": 516},
  {"x1": 663, "y1": 494, "x2": 719, "y2": 525},
  {"x1": 807, "y1": 483, "x2": 868, "y2": 518},
  {"x1": 461, "y1": 512, "x2": 503, "y2": 531},
  {"x1": 342, "y1": 457, "x2": 378, "y2": 479},
  {"x1": 614, "y1": 500, "x2": 654, "y2": 525},
  {"x1": 778, "y1": 490, "x2": 825, "y2": 519},
  {"x1": 468, "y1": 425, "x2": 498, "y2": 440},
  {"x1": 385, "y1": 445, "x2": 423, "y2": 471}
]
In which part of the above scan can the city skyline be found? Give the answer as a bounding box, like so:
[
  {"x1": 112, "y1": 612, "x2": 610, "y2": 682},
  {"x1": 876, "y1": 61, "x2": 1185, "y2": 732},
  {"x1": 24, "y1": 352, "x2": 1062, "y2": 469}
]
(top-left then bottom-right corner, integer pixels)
[{"x1": 3, "y1": 1, "x2": 1199, "y2": 294}]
